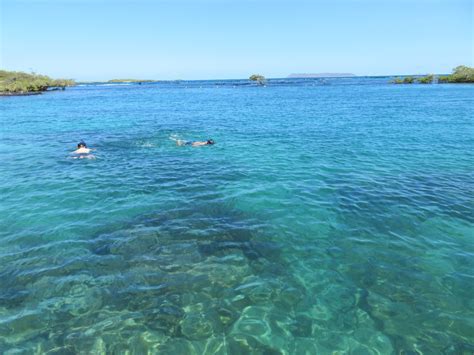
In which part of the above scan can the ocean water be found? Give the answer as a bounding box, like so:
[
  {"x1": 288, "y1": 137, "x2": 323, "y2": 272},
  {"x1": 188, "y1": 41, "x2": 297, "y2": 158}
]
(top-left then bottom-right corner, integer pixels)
[{"x1": 0, "y1": 78, "x2": 473, "y2": 354}]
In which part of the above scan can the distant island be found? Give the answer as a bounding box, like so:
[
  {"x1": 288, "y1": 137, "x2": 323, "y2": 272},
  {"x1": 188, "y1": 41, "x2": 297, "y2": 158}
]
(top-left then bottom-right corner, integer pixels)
[
  {"x1": 107, "y1": 79, "x2": 158, "y2": 83},
  {"x1": 287, "y1": 73, "x2": 356, "y2": 78},
  {"x1": 0, "y1": 70, "x2": 75, "y2": 96}
]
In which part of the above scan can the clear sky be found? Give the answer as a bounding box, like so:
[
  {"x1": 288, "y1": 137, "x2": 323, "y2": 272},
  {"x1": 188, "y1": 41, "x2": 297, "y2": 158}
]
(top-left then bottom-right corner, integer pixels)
[{"x1": 1, "y1": 0, "x2": 472, "y2": 81}]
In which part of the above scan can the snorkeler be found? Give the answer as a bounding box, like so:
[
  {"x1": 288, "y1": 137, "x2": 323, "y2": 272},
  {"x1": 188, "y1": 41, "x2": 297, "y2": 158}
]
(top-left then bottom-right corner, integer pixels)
[
  {"x1": 176, "y1": 139, "x2": 215, "y2": 147},
  {"x1": 72, "y1": 141, "x2": 95, "y2": 159}
]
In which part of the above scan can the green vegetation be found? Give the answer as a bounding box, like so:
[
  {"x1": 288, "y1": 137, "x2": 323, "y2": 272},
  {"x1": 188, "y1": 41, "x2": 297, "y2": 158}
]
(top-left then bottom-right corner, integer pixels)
[
  {"x1": 0, "y1": 70, "x2": 75, "y2": 95},
  {"x1": 392, "y1": 66, "x2": 474, "y2": 85},
  {"x1": 438, "y1": 65, "x2": 474, "y2": 83},
  {"x1": 418, "y1": 74, "x2": 434, "y2": 84},
  {"x1": 249, "y1": 74, "x2": 266, "y2": 85},
  {"x1": 392, "y1": 76, "x2": 415, "y2": 84},
  {"x1": 108, "y1": 79, "x2": 157, "y2": 83}
]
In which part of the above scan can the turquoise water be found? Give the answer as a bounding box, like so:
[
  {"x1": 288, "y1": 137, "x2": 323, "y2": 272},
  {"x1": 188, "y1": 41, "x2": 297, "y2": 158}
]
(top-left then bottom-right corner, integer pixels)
[{"x1": 1, "y1": 78, "x2": 473, "y2": 354}]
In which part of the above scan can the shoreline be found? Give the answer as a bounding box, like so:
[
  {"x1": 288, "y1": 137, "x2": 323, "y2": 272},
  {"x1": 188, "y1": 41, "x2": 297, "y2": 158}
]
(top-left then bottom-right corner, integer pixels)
[
  {"x1": 0, "y1": 91, "x2": 43, "y2": 97},
  {"x1": 2, "y1": 75, "x2": 473, "y2": 97}
]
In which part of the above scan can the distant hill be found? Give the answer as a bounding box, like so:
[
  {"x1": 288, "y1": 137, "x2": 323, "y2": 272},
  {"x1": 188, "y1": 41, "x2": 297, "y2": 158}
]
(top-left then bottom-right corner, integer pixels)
[{"x1": 287, "y1": 73, "x2": 356, "y2": 78}]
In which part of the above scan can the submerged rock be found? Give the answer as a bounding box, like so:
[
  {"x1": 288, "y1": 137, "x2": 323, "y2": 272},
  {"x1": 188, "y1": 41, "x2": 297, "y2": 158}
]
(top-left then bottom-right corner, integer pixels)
[
  {"x1": 145, "y1": 304, "x2": 184, "y2": 335},
  {"x1": 275, "y1": 286, "x2": 304, "y2": 308},
  {"x1": 234, "y1": 280, "x2": 276, "y2": 304},
  {"x1": 216, "y1": 306, "x2": 238, "y2": 327},
  {"x1": 156, "y1": 338, "x2": 196, "y2": 354},
  {"x1": 180, "y1": 313, "x2": 215, "y2": 340},
  {"x1": 290, "y1": 315, "x2": 313, "y2": 337},
  {"x1": 227, "y1": 333, "x2": 283, "y2": 355}
]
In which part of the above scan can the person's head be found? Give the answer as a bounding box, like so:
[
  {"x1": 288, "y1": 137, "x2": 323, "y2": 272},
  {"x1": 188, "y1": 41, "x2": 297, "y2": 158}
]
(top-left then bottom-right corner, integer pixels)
[
  {"x1": 77, "y1": 141, "x2": 87, "y2": 148},
  {"x1": 207, "y1": 139, "x2": 215, "y2": 145}
]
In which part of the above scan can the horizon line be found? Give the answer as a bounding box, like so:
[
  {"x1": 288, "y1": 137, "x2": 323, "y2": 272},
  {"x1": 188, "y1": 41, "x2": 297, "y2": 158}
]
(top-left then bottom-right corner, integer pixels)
[{"x1": 74, "y1": 73, "x2": 451, "y2": 83}]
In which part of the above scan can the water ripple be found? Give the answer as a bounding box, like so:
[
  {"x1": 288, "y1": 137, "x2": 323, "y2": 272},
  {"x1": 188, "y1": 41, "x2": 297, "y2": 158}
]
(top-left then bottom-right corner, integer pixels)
[{"x1": 0, "y1": 81, "x2": 473, "y2": 353}]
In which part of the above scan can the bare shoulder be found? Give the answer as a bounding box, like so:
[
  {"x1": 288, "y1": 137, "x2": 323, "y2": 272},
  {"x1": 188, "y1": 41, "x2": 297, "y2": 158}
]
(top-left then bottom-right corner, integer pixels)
[{"x1": 73, "y1": 148, "x2": 92, "y2": 154}]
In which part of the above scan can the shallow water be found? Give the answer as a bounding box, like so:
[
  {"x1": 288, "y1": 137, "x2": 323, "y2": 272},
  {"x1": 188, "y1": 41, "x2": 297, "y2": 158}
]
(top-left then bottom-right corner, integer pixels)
[{"x1": 1, "y1": 78, "x2": 473, "y2": 354}]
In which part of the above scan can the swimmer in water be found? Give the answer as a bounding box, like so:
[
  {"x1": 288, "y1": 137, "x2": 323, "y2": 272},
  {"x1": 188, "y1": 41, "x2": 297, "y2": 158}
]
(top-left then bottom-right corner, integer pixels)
[
  {"x1": 176, "y1": 139, "x2": 215, "y2": 147},
  {"x1": 72, "y1": 141, "x2": 95, "y2": 159}
]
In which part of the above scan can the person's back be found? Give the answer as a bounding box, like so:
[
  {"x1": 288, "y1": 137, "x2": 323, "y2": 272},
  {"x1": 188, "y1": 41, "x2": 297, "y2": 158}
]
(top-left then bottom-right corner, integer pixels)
[
  {"x1": 176, "y1": 139, "x2": 215, "y2": 147},
  {"x1": 74, "y1": 146, "x2": 91, "y2": 154},
  {"x1": 72, "y1": 141, "x2": 94, "y2": 158}
]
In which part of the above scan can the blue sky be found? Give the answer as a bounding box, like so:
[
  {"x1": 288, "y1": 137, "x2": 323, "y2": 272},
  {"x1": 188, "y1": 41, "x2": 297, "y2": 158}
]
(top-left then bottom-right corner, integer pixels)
[{"x1": 1, "y1": 0, "x2": 472, "y2": 80}]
